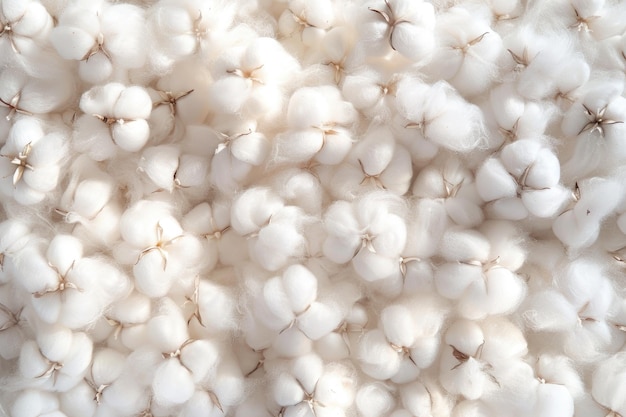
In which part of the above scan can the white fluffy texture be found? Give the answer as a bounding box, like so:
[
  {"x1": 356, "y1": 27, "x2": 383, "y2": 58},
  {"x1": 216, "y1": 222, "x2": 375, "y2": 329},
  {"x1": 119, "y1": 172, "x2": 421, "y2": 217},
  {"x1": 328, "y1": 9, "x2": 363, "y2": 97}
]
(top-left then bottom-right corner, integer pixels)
[{"x1": 2, "y1": 1, "x2": 626, "y2": 416}]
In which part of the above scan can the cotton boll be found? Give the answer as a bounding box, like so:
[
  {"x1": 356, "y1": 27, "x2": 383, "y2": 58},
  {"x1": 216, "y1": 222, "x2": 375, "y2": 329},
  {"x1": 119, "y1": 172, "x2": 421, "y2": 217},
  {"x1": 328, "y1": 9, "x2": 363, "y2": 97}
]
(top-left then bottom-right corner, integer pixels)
[
  {"x1": 147, "y1": 300, "x2": 189, "y2": 353},
  {"x1": 139, "y1": 145, "x2": 181, "y2": 191},
  {"x1": 297, "y1": 301, "x2": 343, "y2": 341},
  {"x1": 315, "y1": 364, "x2": 355, "y2": 409},
  {"x1": 476, "y1": 158, "x2": 517, "y2": 202},
  {"x1": 152, "y1": 358, "x2": 195, "y2": 406},
  {"x1": 523, "y1": 290, "x2": 578, "y2": 332},
  {"x1": 591, "y1": 352, "x2": 626, "y2": 416},
  {"x1": 380, "y1": 304, "x2": 416, "y2": 348},
  {"x1": 356, "y1": 383, "x2": 395, "y2": 417},
  {"x1": 274, "y1": 372, "x2": 305, "y2": 406},
  {"x1": 133, "y1": 252, "x2": 177, "y2": 298},
  {"x1": 19, "y1": 340, "x2": 54, "y2": 380},
  {"x1": 231, "y1": 188, "x2": 284, "y2": 236},
  {"x1": 358, "y1": 329, "x2": 402, "y2": 380},
  {"x1": 552, "y1": 210, "x2": 598, "y2": 250},
  {"x1": 196, "y1": 281, "x2": 237, "y2": 334},
  {"x1": 290, "y1": 353, "x2": 324, "y2": 395},
  {"x1": 11, "y1": 390, "x2": 61, "y2": 417},
  {"x1": 439, "y1": 228, "x2": 490, "y2": 262},
  {"x1": 281, "y1": 264, "x2": 318, "y2": 314},
  {"x1": 536, "y1": 355, "x2": 584, "y2": 399},
  {"x1": 532, "y1": 385, "x2": 574, "y2": 417},
  {"x1": 180, "y1": 339, "x2": 220, "y2": 383},
  {"x1": 272, "y1": 326, "x2": 313, "y2": 358},
  {"x1": 400, "y1": 381, "x2": 432, "y2": 417},
  {"x1": 288, "y1": 88, "x2": 332, "y2": 129},
  {"x1": 522, "y1": 186, "x2": 570, "y2": 218}
]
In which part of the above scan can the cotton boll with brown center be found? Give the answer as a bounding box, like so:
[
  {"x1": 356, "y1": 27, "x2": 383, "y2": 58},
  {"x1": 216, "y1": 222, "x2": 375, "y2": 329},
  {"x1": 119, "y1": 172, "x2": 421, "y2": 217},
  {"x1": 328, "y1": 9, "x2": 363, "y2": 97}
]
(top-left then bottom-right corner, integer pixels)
[
  {"x1": 561, "y1": 83, "x2": 626, "y2": 177},
  {"x1": 331, "y1": 125, "x2": 412, "y2": 200},
  {"x1": 395, "y1": 79, "x2": 484, "y2": 153},
  {"x1": 274, "y1": 85, "x2": 356, "y2": 165},
  {"x1": 553, "y1": 177, "x2": 624, "y2": 250},
  {"x1": 428, "y1": 7, "x2": 502, "y2": 97},
  {"x1": 208, "y1": 37, "x2": 300, "y2": 122},
  {"x1": 74, "y1": 83, "x2": 152, "y2": 161},
  {"x1": 0, "y1": 67, "x2": 73, "y2": 119},
  {"x1": 0, "y1": 117, "x2": 68, "y2": 205},
  {"x1": 149, "y1": 0, "x2": 235, "y2": 64},
  {"x1": 211, "y1": 127, "x2": 271, "y2": 195},
  {"x1": 342, "y1": 68, "x2": 399, "y2": 121},
  {"x1": 358, "y1": 0, "x2": 435, "y2": 63}
]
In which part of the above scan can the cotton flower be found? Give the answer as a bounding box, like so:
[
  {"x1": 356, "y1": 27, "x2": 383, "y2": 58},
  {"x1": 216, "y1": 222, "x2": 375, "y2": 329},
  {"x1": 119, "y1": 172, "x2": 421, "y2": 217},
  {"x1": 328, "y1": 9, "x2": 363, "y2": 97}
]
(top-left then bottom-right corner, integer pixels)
[
  {"x1": 394, "y1": 78, "x2": 485, "y2": 153},
  {"x1": 412, "y1": 154, "x2": 484, "y2": 228},
  {"x1": 0, "y1": 117, "x2": 67, "y2": 205},
  {"x1": 0, "y1": 67, "x2": 72, "y2": 121},
  {"x1": 50, "y1": 0, "x2": 147, "y2": 83},
  {"x1": 427, "y1": 7, "x2": 503, "y2": 97},
  {"x1": 18, "y1": 324, "x2": 93, "y2": 392},
  {"x1": 476, "y1": 139, "x2": 570, "y2": 220},
  {"x1": 73, "y1": 83, "x2": 153, "y2": 161},
  {"x1": 323, "y1": 191, "x2": 407, "y2": 282},
  {"x1": 358, "y1": 0, "x2": 435, "y2": 63},
  {"x1": 0, "y1": 0, "x2": 53, "y2": 62},
  {"x1": 330, "y1": 125, "x2": 412, "y2": 199},
  {"x1": 435, "y1": 221, "x2": 527, "y2": 319},
  {"x1": 148, "y1": 0, "x2": 236, "y2": 66},
  {"x1": 357, "y1": 295, "x2": 445, "y2": 382},
  {"x1": 114, "y1": 199, "x2": 203, "y2": 298},
  {"x1": 561, "y1": 80, "x2": 626, "y2": 179},
  {"x1": 273, "y1": 85, "x2": 357, "y2": 166},
  {"x1": 208, "y1": 37, "x2": 301, "y2": 122}
]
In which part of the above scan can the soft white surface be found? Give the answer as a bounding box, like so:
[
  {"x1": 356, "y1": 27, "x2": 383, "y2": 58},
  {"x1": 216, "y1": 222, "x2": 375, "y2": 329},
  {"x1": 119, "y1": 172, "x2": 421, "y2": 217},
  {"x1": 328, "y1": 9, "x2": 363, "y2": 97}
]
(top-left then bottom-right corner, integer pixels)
[{"x1": 1, "y1": 0, "x2": 626, "y2": 416}]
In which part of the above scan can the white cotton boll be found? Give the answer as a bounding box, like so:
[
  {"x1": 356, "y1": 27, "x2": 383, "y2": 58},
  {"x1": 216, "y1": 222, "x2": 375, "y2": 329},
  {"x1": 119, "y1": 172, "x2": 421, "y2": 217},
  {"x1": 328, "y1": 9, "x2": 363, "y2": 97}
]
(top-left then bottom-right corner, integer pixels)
[
  {"x1": 258, "y1": 277, "x2": 296, "y2": 331},
  {"x1": 180, "y1": 339, "x2": 220, "y2": 383},
  {"x1": 114, "y1": 86, "x2": 152, "y2": 120},
  {"x1": 476, "y1": 158, "x2": 517, "y2": 202},
  {"x1": 435, "y1": 263, "x2": 481, "y2": 300},
  {"x1": 573, "y1": 178, "x2": 623, "y2": 223},
  {"x1": 298, "y1": 301, "x2": 343, "y2": 341},
  {"x1": 353, "y1": 250, "x2": 398, "y2": 282},
  {"x1": 392, "y1": 24, "x2": 434, "y2": 63},
  {"x1": 591, "y1": 352, "x2": 626, "y2": 416},
  {"x1": 197, "y1": 281, "x2": 237, "y2": 333},
  {"x1": 60, "y1": 332, "x2": 93, "y2": 377},
  {"x1": 273, "y1": 326, "x2": 313, "y2": 358},
  {"x1": 110, "y1": 120, "x2": 150, "y2": 152},
  {"x1": 11, "y1": 390, "x2": 60, "y2": 417},
  {"x1": 175, "y1": 154, "x2": 208, "y2": 188},
  {"x1": 19, "y1": 340, "x2": 52, "y2": 379},
  {"x1": 500, "y1": 139, "x2": 542, "y2": 177},
  {"x1": 274, "y1": 130, "x2": 324, "y2": 164},
  {"x1": 439, "y1": 229, "x2": 490, "y2": 262},
  {"x1": 358, "y1": 329, "x2": 401, "y2": 380},
  {"x1": 207, "y1": 76, "x2": 249, "y2": 114},
  {"x1": 400, "y1": 381, "x2": 432, "y2": 417},
  {"x1": 281, "y1": 264, "x2": 318, "y2": 314},
  {"x1": 533, "y1": 384, "x2": 574, "y2": 417},
  {"x1": 133, "y1": 253, "x2": 175, "y2": 298},
  {"x1": 46, "y1": 235, "x2": 83, "y2": 274},
  {"x1": 91, "y1": 348, "x2": 126, "y2": 386},
  {"x1": 445, "y1": 198, "x2": 484, "y2": 228},
  {"x1": 487, "y1": 198, "x2": 527, "y2": 221},
  {"x1": 522, "y1": 187, "x2": 570, "y2": 218},
  {"x1": 315, "y1": 365, "x2": 355, "y2": 409},
  {"x1": 426, "y1": 99, "x2": 482, "y2": 153},
  {"x1": 231, "y1": 131, "x2": 270, "y2": 166},
  {"x1": 381, "y1": 304, "x2": 416, "y2": 348},
  {"x1": 552, "y1": 210, "x2": 598, "y2": 250},
  {"x1": 291, "y1": 353, "x2": 324, "y2": 394},
  {"x1": 60, "y1": 381, "x2": 97, "y2": 417},
  {"x1": 445, "y1": 320, "x2": 484, "y2": 355},
  {"x1": 274, "y1": 373, "x2": 305, "y2": 406},
  {"x1": 72, "y1": 116, "x2": 117, "y2": 162},
  {"x1": 139, "y1": 145, "x2": 180, "y2": 191},
  {"x1": 523, "y1": 290, "x2": 578, "y2": 332},
  {"x1": 152, "y1": 358, "x2": 195, "y2": 406},
  {"x1": 315, "y1": 333, "x2": 350, "y2": 361},
  {"x1": 147, "y1": 303, "x2": 189, "y2": 353},
  {"x1": 288, "y1": 88, "x2": 331, "y2": 129},
  {"x1": 231, "y1": 188, "x2": 283, "y2": 236},
  {"x1": 356, "y1": 383, "x2": 395, "y2": 417},
  {"x1": 79, "y1": 53, "x2": 113, "y2": 84},
  {"x1": 37, "y1": 323, "x2": 73, "y2": 362},
  {"x1": 536, "y1": 355, "x2": 584, "y2": 399}
]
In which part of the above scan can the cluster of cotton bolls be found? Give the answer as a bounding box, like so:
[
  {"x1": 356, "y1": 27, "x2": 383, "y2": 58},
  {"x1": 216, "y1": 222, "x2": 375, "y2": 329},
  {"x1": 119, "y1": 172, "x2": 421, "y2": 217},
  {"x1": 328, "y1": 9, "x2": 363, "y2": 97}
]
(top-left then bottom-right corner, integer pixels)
[{"x1": 3, "y1": 0, "x2": 626, "y2": 416}]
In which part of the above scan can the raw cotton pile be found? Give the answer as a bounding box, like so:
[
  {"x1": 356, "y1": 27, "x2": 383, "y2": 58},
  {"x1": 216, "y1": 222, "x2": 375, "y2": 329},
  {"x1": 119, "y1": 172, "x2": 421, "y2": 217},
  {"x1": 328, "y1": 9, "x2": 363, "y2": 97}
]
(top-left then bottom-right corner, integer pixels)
[{"x1": 2, "y1": 0, "x2": 626, "y2": 416}]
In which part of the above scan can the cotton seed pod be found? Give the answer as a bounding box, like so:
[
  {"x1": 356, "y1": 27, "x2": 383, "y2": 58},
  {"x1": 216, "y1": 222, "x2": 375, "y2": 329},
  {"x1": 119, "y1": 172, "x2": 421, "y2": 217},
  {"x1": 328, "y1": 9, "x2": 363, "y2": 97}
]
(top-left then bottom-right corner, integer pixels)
[{"x1": 152, "y1": 357, "x2": 195, "y2": 406}]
